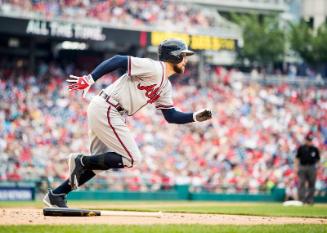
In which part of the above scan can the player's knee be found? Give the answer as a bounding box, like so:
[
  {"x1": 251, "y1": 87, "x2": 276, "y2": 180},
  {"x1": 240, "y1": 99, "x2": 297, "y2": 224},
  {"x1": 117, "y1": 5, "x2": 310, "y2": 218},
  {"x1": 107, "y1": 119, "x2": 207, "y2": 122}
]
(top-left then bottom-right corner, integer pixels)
[
  {"x1": 121, "y1": 151, "x2": 142, "y2": 168},
  {"x1": 122, "y1": 157, "x2": 134, "y2": 168},
  {"x1": 128, "y1": 152, "x2": 143, "y2": 168}
]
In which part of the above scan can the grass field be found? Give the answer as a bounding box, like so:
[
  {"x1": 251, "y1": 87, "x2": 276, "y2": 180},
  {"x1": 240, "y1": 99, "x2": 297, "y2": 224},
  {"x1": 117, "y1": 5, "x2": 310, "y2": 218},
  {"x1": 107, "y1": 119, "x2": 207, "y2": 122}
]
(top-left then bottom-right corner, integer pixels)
[
  {"x1": 0, "y1": 224, "x2": 326, "y2": 233},
  {"x1": 1, "y1": 201, "x2": 326, "y2": 233}
]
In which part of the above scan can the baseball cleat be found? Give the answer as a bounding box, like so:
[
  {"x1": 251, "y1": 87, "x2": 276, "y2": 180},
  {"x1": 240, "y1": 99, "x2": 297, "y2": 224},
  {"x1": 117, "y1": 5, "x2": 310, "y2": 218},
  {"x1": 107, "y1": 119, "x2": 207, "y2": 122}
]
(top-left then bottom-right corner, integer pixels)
[
  {"x1": 43, "y1": 189, "x2": 68, "y2": 208},
  {"x1": 68, "y1": 153, "x2": 85, "y2": 190}
]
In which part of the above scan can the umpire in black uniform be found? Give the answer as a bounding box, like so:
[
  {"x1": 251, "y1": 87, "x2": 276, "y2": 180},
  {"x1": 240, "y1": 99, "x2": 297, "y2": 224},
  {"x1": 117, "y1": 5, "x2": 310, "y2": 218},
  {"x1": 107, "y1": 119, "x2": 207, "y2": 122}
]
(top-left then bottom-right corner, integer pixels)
[{"x1": 295, "y1": 134, "x2": 320, "y2": 204}]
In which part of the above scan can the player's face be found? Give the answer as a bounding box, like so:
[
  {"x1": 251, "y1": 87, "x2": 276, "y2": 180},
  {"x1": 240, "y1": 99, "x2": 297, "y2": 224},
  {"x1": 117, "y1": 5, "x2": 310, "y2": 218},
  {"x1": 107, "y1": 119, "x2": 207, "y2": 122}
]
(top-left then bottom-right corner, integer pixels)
[{"x1": 173, "y1": 55, "x2": 188, "y2": 74}]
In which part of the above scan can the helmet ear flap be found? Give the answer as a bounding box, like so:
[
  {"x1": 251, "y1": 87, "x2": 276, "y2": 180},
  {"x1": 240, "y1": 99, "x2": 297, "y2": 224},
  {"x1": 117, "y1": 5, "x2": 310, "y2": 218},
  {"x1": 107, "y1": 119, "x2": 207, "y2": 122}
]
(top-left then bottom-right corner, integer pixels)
[{"x1": 174, "y1": 54, "x2": 183, "y2": 64}]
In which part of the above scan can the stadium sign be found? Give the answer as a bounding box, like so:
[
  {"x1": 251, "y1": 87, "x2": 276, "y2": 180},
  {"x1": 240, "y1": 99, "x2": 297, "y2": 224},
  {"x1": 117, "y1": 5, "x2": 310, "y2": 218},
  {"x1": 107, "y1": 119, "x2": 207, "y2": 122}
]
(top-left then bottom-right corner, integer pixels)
[
  {"x1": 26, "y1": 19, "x2": 106, "y2": 41},
  {"x1": 0, "y1": 16, "x2": 140, "y2": 44},
  {"x1": 151, "y1": 31, "x2": 236, "y2": 51},
  {"x1": 0, "y1": 16, "x2": 236, "y2": 49}
]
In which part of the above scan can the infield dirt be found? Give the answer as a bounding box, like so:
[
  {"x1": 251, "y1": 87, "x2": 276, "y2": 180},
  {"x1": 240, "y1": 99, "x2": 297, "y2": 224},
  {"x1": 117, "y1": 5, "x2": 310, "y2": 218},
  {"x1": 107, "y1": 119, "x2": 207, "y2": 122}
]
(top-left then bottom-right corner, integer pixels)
[{"x1": 1, "y1": 208, "x2": 326, "y2": 225}]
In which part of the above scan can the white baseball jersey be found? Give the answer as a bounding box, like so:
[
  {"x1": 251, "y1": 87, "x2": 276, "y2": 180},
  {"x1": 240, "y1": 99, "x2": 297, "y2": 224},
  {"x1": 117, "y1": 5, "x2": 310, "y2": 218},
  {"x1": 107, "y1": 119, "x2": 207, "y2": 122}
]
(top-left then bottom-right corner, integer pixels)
[
  {"x1": 103, "y1": 56, "x2": 174, "y2": 115},
  {"x1": 87, "y1": 56, "x2": 175, "y2": 168}
]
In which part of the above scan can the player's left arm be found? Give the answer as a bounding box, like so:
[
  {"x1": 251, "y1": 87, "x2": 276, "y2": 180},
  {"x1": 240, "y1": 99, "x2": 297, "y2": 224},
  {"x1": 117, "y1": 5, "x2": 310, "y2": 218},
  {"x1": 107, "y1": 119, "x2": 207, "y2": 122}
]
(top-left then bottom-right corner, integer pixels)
[
  {"x1": 161, "y1": 108, "x2": 212, "y2": 124},
  {"x1": 157, "y1": 81, "x2": 212, "y2": 124}
]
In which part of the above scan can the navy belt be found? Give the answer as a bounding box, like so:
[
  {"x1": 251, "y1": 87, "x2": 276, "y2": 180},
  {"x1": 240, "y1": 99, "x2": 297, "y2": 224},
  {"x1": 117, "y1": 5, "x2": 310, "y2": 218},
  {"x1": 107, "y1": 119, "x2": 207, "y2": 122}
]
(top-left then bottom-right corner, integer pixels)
[{"x1": 99, "y1": 90, "x2": 125, "y2": 112}]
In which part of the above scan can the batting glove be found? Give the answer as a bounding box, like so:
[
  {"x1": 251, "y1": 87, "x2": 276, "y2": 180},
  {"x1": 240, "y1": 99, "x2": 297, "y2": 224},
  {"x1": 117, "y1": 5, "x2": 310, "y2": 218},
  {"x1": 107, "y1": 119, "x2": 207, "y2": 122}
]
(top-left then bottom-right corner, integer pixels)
[
  {"x1": 193, "y1": 109, "x2": 212, "y2": 122},
  {"x1": 66, "y1": 74, "x2": 95, "y2": 98}
]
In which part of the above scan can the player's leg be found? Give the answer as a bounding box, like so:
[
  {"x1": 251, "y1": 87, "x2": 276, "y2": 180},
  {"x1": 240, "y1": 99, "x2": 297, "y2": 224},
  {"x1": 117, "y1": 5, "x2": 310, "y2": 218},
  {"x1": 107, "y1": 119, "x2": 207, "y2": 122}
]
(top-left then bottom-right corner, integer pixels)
[
  {"x1": 56, "y1": 131, "x2": 128, "y2": 193},
  {"x1": 43, "y1": 97, "x2": 141, "y2": 207},
  {"x1": 68, "y1": 153, "x2": 121, "y2": 191},
  {"x1": 68, "y1": 128, "x2": 129, "y2": 190},
  {"x1": 87, "y1": 104, "x2": 142, "y2": 168},
  {"x1": 43, "y1": 98, "x2": 107, "y2": 207},
  {"x1": 43, "y1": 136, "x2": 120, "y2": 207},
  {"x1": 44, "y1": 129, "x2": 101, "y2": 207},
  {"x1": 86, "y1": 95, "x2": 142, "y2": 168},
  {"x1": 68, "y1": 97, "x2": 141, "y2": 189},
  {"x1": 43, "y1": 167, "x2": 96, "y2": 208}
]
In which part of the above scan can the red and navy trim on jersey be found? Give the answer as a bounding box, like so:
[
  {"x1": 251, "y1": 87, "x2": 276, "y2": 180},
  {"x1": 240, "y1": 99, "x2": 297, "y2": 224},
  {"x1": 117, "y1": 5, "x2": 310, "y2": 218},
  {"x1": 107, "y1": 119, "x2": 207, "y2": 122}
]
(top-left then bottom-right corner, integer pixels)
[
  {"x1": 127, "y1": 56, "x2": 131, "y2": 76},
  {"x1": 158, "y1": 62, "x2": 165, "y2": 87},
  {"x1": 107, "y1": 106, "x2": 134, "y2": 167},
  {"x1": 155, "y1": 104, "x2": 174, "y2": 109}
]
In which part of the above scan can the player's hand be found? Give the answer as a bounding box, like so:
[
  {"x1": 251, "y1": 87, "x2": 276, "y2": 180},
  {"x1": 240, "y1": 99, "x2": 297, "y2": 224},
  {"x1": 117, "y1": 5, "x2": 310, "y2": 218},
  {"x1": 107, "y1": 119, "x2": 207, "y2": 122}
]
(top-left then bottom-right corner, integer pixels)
[
  {"x1": 193, "y1": 109, "x2": 212, "y2": 122},
  {"x1": 66, "y1": 74, "x2": 95, "y2": 98}
]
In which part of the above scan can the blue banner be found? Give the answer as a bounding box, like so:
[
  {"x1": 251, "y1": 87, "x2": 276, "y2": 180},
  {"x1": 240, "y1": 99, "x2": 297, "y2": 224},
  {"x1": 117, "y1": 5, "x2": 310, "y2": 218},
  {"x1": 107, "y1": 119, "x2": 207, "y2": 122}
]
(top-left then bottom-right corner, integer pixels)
[{"x1": 0, "y1": 187, "x2": 35, "y2": 201}]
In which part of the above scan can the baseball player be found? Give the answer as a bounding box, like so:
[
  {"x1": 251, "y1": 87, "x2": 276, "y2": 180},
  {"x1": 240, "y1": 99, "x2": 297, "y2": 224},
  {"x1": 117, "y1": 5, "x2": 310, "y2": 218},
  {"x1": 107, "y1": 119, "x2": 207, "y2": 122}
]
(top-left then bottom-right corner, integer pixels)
[{"x1": 43, "y1": 38, "x2": 212, "y2": 208}]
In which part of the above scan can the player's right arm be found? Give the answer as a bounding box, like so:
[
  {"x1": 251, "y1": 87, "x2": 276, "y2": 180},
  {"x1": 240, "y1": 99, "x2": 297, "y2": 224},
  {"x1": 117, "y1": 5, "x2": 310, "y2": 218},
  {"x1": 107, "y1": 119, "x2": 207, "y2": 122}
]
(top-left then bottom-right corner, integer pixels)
[
  {"x1": 67, "y1": 55, "x2": 128, "y2": 97},
  {"x1": 90, "y1": 55, "x2": 127, "y2": 80}
]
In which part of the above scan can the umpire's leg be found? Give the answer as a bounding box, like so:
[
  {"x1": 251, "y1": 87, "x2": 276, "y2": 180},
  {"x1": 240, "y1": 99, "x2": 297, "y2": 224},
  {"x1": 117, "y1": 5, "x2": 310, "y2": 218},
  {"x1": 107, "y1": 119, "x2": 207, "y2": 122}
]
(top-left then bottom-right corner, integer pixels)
[
  {"x1": 298, "y1": 166, "x2": 306, "y2": 203},
  {"x1": 305, "y1": 165, "x2": 317, "y2": 204}
]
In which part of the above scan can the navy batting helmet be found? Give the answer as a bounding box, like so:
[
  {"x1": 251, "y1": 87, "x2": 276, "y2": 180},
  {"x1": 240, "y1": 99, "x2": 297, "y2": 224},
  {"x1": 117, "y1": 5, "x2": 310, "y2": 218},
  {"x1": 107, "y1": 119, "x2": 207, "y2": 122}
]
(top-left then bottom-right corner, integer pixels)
[{"x1": 158, "y1": 38, "x2": 194, "y2": 64}]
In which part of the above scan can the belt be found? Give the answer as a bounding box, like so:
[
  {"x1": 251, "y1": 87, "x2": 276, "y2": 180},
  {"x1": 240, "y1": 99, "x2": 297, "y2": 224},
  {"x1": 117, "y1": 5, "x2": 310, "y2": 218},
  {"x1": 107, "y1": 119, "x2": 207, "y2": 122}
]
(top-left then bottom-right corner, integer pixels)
[{"x1": 99, "y1": 90, "x2": 125, "y2": 112}]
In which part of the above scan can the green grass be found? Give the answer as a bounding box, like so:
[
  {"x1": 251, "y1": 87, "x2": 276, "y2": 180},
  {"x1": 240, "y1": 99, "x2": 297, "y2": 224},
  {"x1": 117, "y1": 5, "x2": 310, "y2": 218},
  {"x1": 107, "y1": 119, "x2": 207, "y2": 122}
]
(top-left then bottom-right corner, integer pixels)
[
  {"x1": 1, "y1": 201, "x2": 327, "y2": 218},
  {"x1": 1, "y1": 201, "x2": 326, "y2": 232},
  {"x1": 0, "y1": 224, "x2": 326, "y2": 233}
]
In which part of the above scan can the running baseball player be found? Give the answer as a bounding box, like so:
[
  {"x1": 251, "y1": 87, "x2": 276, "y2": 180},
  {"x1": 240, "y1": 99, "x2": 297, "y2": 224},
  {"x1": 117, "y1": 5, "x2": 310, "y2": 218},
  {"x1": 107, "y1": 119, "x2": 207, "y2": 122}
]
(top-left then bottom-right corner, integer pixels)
[{"x1": 43, "y1": 38, "x2": 212, "y2": 207}]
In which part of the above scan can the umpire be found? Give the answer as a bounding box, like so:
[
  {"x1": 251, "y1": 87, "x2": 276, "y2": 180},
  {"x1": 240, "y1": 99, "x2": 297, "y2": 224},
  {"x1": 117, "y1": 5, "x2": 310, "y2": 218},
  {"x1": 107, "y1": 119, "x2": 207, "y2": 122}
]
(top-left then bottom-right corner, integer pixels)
[{"x1": 295, "y1": 134, "x2": 320, "y2": 205}]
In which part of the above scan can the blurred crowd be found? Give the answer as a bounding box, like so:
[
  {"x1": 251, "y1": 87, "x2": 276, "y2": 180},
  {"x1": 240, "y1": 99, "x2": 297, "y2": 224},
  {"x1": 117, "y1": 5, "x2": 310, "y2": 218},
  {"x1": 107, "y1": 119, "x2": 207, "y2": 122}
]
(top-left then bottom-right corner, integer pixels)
[
  {"x1": 1, "y1": 0, "x2": 223, "y2": 32},
  {"x1": 0, "y1": 58, "x2": 326, "y2": 195}
]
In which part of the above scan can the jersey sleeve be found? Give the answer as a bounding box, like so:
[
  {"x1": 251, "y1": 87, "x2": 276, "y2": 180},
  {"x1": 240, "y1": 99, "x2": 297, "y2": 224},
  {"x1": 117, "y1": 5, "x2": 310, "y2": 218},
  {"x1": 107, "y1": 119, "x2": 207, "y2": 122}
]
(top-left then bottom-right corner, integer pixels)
[
  {"x1": 128, "y1": 56, "x2": 160, "y2": 79},
  {"x1": 155, "y1": 81, "x2": 174, "y2": 109}
]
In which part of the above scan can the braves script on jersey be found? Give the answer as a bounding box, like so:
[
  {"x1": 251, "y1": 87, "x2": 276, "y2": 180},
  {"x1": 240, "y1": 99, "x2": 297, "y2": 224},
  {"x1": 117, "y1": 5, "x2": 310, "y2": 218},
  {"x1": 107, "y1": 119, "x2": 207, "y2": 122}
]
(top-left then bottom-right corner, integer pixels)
[{"x1": 103, "y1": 56, "x2": 174, "y2": 115}]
